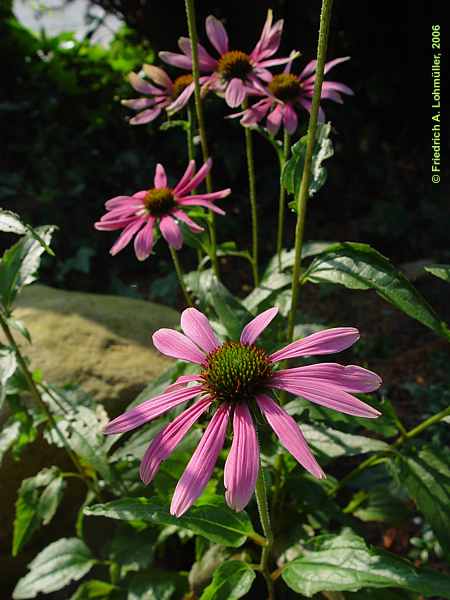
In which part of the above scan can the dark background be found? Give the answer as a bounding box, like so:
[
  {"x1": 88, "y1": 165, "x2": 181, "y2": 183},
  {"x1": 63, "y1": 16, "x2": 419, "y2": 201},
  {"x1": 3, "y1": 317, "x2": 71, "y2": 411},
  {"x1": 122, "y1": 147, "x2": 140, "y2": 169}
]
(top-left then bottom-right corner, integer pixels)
[{"x1": 1, "y1": 0, "x2": 449, "y2": 300}]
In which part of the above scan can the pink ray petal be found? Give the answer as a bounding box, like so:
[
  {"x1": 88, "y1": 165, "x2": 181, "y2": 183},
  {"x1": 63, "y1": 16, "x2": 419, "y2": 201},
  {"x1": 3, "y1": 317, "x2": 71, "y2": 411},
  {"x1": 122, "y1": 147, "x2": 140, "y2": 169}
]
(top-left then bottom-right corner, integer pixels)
[
  {"x1": 127, "y1": 72, "x2": 162, "y2": 95},
  {"x1": 251, "y1": 10, "x2": 283, "y2": 62},
  {"x1": 133, "y1": 218, "x2": 155, "y2": 261},
  {"x1": 324, "y1": 56, "x2": 351, "y2": 74},
  {"x1": 129, "y1": 107, "x2": 163, "y2": 125},
  {"x1": 100, "y1": 205, "x2": 140, "y2": 221},
  {"x1": 154, "y1": 163, "x2": 167, "y2": 188},
  {"x1": 177, "y1": 198, "x2": 225, "y2": 215},
  {"x1": 172, "y1": 209, "x2": 204, "y2": 233},
  {"x1": 270, "y1": 327, "x2": 360, "y2": 363},
  {"x1": 175, "y1": 158, "x2": 213, "y2": 196},
  {"x1": 240, "y1": 307, "x2": 278, "y2": 345},
  {"x1": 140, "y1": 397, "x2": 212, "y2": 484},
  {"x1": 159, "y1": 51, "x2": 193, "y2": 71},
  {"x1": 121, "y1": 98, "x2": 157, "y2": 111},
  {"x1": 178, "y1": 37, "x2": 217, "y2": 71},
  {"x1": 104, "y1": 384, "x2": 204, "y2": 434},
  {"x1": 164, "y1": 374, "x2": 203, "y2": 393},
  {"x1": 142, "y1": 64, "x2": 173, "y2": 91},
  {"x1": 110, "y1": 218, "x2": 146, "y2": 255},
  {"x1": 153, "y1": 328, "x2": 206, "y2": 364},
  {"x1": 271, "y1": 363, "x2": 382, "y2": 393},
  {"x1": 173, "y1": 160, "x2": 196, "y2": 194},
  {"x1": 224, "y1": 403, "x2": 259, "y2": 511},
  {"x1": 170, "y1": 403, "x2": 230, "y2": 517},
  {"x1": 283, "y1": 104, "x2": 298, "y2": 134},
  {"x1": 177, "y1": 189, "x2": 231, "y2": 202},
  {"x1": 104, "y1": 195, "x2": 135, "y2": 210},
  {"x1": 205, "y1": 15, "x2": 229, "y2": 55},
  {"x1": 94, "y1": 217, "x2": 137, "y2": 231},
  {"x1": 322, "y1": 81, "x2": 354, "y2": 96},
  {"x1": 167, "y1": 82, "x2": 195, "y2": 115},
  {"x1": 320, "y1": 89, "x2": 343, "y2": 103},
  {"x1": 266, "y1": 104, "x2": 283, "y2": 136},
  {"x1": 181, "y1": 307, "x2": 221, "y2": 354},
  {"x1": 257, "y1": 56, "x2": 294, "y2": 68},
  {"x1": 269, "y1": 379, "x2": 381, "y2": 418},
  {"x1": 225, "y1": 78, "x2": 247, "y2": 108},
  {"x1": 257, "y1": 394, "x2": 324, "y2": 478},
  {"x1": 159, "y1": 215, "x2": 183, "y2": 250}
]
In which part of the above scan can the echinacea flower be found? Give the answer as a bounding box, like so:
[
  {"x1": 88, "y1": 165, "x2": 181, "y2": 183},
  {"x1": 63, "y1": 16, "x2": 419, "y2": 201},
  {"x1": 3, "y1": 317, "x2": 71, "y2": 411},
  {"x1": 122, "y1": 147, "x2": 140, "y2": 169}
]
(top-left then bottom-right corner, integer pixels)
[
  {"x1": 105, "y1": 307, "x2": 381, "y2": 516},
  {"x1": 232, "y1": 56, "x2": 353, "y2": 135},
  {"x1": 122, "y1": 64, "x2": 208, "y2": 124},
  {"x1": 95, "y1": 160, "x2": 230, "y2": 260},
  {"x1": 160, "y1": 10, "x2": 296, "y2": 108}
]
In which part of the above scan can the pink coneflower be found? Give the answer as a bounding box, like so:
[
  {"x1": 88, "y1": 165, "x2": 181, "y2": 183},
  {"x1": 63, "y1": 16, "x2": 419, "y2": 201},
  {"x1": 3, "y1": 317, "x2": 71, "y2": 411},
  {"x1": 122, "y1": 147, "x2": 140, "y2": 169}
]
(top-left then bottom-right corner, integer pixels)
[
  {"x1": 122, "y1": 64, "x2": 208, "y2": 124},
  {"x1": 232, "y1": 56, "x2": 353, "y2": 135},
  {"x1": 94, "y1": 159, "x2": 230, "y2": 260},
  {"x1": 105, "y1": 307, "x2": 381, "y2": 516},
  {"x1": 159, "y1": 10, "x2": 295, "y2": 108}
]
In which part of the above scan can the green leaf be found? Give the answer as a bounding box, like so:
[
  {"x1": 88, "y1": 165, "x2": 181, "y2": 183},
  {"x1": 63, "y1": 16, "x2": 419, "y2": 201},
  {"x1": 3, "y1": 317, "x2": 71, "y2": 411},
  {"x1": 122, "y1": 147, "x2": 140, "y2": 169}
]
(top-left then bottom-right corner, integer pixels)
[
  {"x1": 0, "y1": 420, "x2": 21, "y2": 466},
  {"x1": 349, "y1": 487, "x2": 411, "y2": 525},
  {"x1": 424, "y1": 264, "x2": 450, "y2": 282},
  {"x1": 0, "y1": 225, "x2": 55, "y2": 311},
  {"x1": 303, "y1": 242, "x2": 449, "y2": 339},
  {"x1": 0, "y1": 209, "x2": 27, "y2": 234},
  {"x1": 0, "y1": 346, "x2": 17, "y2": 407},
  {"x1": 70, "y1": 580, "x2": 117, "y2": 600},
  {"x1": 301, "y1": 423, "x2": 389, "y2": 459},
  {"x1": 6, "y1": 317, "x2": 32, "y2": 342},
  {"x1": 199, "y1": 560, "x2": 256, "y2": 600},
  {"x1": 159, "y1": 119, "x2": 189, "y2": 132},
  {"x1": 282, "y1": 122, "x2": 333, "y2": 200},
  {"x1": 85, "y1": 498, "x2": 255, "y2": 548},
  {"x1": 128, "y1": 572, "x2": 176, "y2": 600},
  {"x1": 108, "y1": 524, "x2": 155, "y2": 573},
  {"x1": 13, "y1": 466, "x2": 66, "y2": 555},
  {"x1": 390, "y1": 445, "x2": 450, "y2": 558},
  {"x1": 282, "y1": 529, "x2": 450, "y2": 598},
  {"x1": 13, "y1": 538, "x2": 95, "y2": 599}
]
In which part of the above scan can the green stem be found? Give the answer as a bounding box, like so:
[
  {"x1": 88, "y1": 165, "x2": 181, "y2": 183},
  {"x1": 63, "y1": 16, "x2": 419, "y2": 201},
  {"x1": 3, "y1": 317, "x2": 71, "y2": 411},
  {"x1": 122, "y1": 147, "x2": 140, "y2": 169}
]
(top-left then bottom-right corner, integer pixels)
[
  {"x1": 255, "y1": 466, "x2": 275, "y2": 600},
  {"x1": 186, "y1": 104, "x2": 196, "y2": 166},
  {"x1": 243, "y1": 101, "x2": 259, "y2": 287},
  {"x1": 169, "y1": 246, "x2": 193, "y2": 307},
  {"x1": 0, "y1": 313, "x2": 102, "y2": 500},
  {"x1": 184, "y1": 0, "x2": 219, "y2": 278},
  {"x1": 286, "y1": 0, "x2": 334, "y2": 342},
  {"x1": 276, "y1": 130, "x2": 291, "y2": 272},
  {"x1": 329, "y1": 405, "x2": 450, "y2": 496}
]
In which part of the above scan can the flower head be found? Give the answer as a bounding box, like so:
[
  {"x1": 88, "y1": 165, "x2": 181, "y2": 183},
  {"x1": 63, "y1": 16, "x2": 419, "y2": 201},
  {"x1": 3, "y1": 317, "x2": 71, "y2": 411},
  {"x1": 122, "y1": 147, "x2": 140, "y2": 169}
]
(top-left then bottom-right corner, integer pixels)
[
  {"x1": 122, "y1": 64, "x2": 208, "y2": 124},
  {"x1": 95, "y1": 160, "x2": 230, "y2": 260},
  {"x1": 159, "y1": 10, "x2": 296, "y2": 108},
  {"x1": 232, "y1": 56, "x2": 353, "y2": 135},
  {"x1": 105, "y1": 307, "x2": 381, "y2": 516}
]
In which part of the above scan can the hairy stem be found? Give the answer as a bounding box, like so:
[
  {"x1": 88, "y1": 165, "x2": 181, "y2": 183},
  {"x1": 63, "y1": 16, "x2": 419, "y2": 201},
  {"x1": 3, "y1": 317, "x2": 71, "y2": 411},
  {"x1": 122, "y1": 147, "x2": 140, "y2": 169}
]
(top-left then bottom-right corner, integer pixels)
[
  {"x1": 255, "y1": 466, "x2": 275, "y2": 599},
  {"x1": 243, "y1": 101, "x2": 259, "y2": 287},
  {"x1": 169, "y1": 246, "x2": 193, "y2": 307},
  {"x1": 276, "y1": 130, "x2": 291, "y2": 272},
  {"x1": 286, "y1": 0, "x2": 334, "y2": 341},
  {"x1": 184, "y1": 0, "x2": 219, "y2": 277}
]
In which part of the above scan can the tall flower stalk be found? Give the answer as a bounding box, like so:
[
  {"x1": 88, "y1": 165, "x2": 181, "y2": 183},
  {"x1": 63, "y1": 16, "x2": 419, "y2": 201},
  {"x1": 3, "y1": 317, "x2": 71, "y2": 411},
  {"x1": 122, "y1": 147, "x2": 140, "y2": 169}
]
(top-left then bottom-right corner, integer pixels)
[
  {"x1": 243, "y1": 99, "x2": 260, "y2": 286},
  {"x1": 169, "y1": 246, "x2": 193, "y2": 307},
  {"x1": 276, "y1": 130, "x2": 291, "y2": 271},
  {"x1": 287, "y1": 0, "x2": 334, "y2": 341},
  {"x1": 184, "y1": 0, "x2": 219, "y2": 277}
]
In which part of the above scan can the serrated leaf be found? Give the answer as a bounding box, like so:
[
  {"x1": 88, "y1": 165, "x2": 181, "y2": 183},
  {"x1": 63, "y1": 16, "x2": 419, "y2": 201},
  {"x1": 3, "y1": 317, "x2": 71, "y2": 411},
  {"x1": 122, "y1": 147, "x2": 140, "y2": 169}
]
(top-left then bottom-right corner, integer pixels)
[
  {"x1": 282, "y1": 529, "x2": 450, "y2": 597},
  {"x1": 301, "y1": 423, "x2": 389, "y2": 459},
  {"x1": 85, "y1": 498, "x2": 255, "y2": 547},
  {"x1": 128, "y1": 572, "x2": 177, "y2": 600},
  {"x1": 0, "y1": 225, "x2": 55, "y2": 311},
  {"x1": 108, "y1": 524, "x2": 155, "y2": 573},
  {"x1": 0, "y1": 420, "x2": 20, "y2": 466},
  {"x1": 13, "y1": 538, "x2": 95, "y2": 599},
  {"x1": 390, "y1": 445, "x2": 450, "y2": 558},
  {"x1": 70, "y1": 580, "x2": 117, "y2": 600},
  {"x1": 0, "y1": 209, "x2": 27, "y2": 234},
  {"x1": 0, "y1": 346, "x2": 17, "y2": 407},
  {"x1": 199, "y1": 560, "x2": 256, "y2": 600},
  {"x1": 282, "y1": 122, "x2": 333, "y2": 200},
  {"x1": 13, "y1": 467, "x2": 66, "y2": 555},
  {"x1": 303, "y1": 242, "x2": 449, "y2": 339},
  {"x1": 424, "y1": 264, "x2": 450, "y2": 282}
]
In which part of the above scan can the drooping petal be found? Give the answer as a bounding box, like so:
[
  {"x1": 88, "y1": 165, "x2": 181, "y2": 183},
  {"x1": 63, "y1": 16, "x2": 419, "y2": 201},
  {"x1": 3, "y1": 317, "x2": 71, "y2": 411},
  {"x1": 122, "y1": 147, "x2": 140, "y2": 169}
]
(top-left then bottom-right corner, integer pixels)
[
  {"x1": 240, "y1": 307, "x2": 278, "y2": 345},
  {"x1": 206, "y1": 15, "x2": 229, "y2": 55},
  {"x1": 159, "y1": 50, "x2": 193, "y2": 71},
  {"x1": 224, "y1": 403, "x2": 259, "y2": 511},
  {"x1": 266, "y1": 104, "x2": 283, "y2": 136},
  {"x1": 153, "y1": 328, "x2": 206, "y2": 364},
  {"x1": 175, "y1": 158, "x2": 213, "y2": 196},
  {"x1": 256, "y1": 394, "x2": 324, "y2": 478},
  {"x1": 166, "y1": 82, "x2": 195, "y2": 115},
  {"x1": 283, "y1": 104, "x2": 298, "y2": 134},
  {"x1": 181, "y1": 307, "x2": 221, "y2": 354},
  {"x1": 104, "y1": 195, "x2": 136, "y2": 210},
  {"x1": 164, "y1": 374, "x2": 203, "y2": 393},
  {"x1": 133, "y1": 218, "x2": 155, "y2": 261},
  {"x1": 121, "y1": 98, "x2": 156, "y2": 111},
  {"x1": 225, "y1": 78, "x2": 247, "y2": 108},
  {"x1": 176, "y1": 198, "x2": 225, "y2": 215},
  {"x1": 140, "y1": 397, "x2": 212, "y2": 484},
  {"x1": 173, "y1": 160, "x2": 196, "y2": 194},
  {"x1": 104, "y1": 384, "x2": 204, "y2": 434},
  {"x1": 178, "y1": 37, "x2": 217, "y2": 71},
  {"x1": 322, "y1": 81, "x2": 354, "y2": 96},
  {"x1": 142, "y1": 64, "x2": 173, "y2": 91},
  {"x1": 159, "y1": 215, "x2": 183, "y2": 250},
  {"x1": 127, "y1": 72, "x2": 162, "y2": 95},
  {"x1": 268, "y1": 379, "x2": 381, "y2": 418},
  {"x1": 270, "y1": 327, "x2": 360, "y2": 363},
  {"x1": 177, "y1": 189, "x2": 231, "y2": 203},
  {"x1": 170, "y1": 404, "x2": 230, "y2": 517},
  {"x1": 154, "y1": 163, "x2": 167, "y2": 188},
  {"x1": 94, "y1": 217, "x2": 137, "y2": 231},
  {"x1": 172, "y1": 209, "x2": 204, "y2": 233},
  {"x1": 271, "y1": 363, "x2": 382, "y2": 393},
  {"x1": 129, "y1": 107, "x2": 162, "y2": 125},
  {"x1": 110, "y1": 218, "x2": 146, "y2": 255}
]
